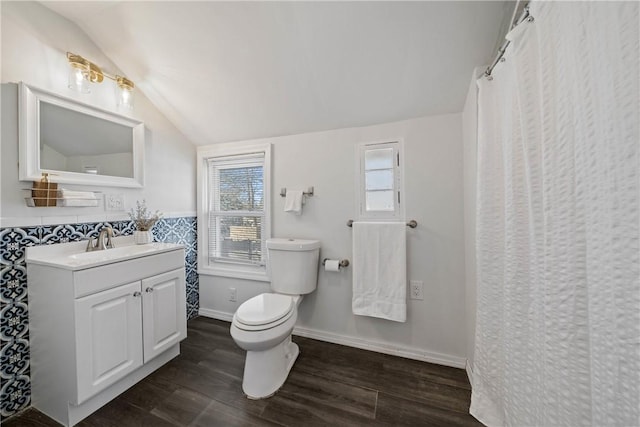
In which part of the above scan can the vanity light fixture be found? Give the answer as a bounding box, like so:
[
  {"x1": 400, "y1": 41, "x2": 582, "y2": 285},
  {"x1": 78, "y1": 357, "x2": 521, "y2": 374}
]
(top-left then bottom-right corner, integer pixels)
[{"x1": 66, "y1": 52, "x2": 135, "y2": 110}]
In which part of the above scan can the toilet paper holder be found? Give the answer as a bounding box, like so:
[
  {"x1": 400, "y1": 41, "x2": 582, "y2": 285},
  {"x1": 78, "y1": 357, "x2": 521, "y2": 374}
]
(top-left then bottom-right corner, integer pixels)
[{"x1": 322, "y1": 258, "x2": 350, "y2": 268}]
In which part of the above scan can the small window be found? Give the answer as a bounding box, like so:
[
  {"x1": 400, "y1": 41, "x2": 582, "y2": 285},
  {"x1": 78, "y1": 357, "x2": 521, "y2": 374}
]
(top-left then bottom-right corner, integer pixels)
[
  {"x1": 197, "y1": 143, "x2": 271, "y2": 281},
  {"x1": 357, "y1": 141, "x2": 403, "y2": 219}
]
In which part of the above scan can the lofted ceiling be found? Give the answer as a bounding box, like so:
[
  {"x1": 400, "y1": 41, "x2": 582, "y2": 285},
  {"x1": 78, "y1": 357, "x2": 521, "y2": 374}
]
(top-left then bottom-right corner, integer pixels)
[{"x1": 43, "y1": 1, "x2": 511, "y2": 145}]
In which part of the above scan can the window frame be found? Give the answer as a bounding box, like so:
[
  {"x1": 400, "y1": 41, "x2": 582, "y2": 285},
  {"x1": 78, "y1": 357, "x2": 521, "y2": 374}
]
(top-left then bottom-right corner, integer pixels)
[
  {"x1": 356, "y1": 139, "x2": 405, "y2": 220},
  {"x1": 197, "y1": 142, "x2": 271, "y2": 282}
]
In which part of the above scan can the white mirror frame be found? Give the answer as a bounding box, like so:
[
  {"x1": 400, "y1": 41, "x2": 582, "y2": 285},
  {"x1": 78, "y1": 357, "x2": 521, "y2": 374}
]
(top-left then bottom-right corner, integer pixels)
[{"x1": 19, "y1": 82, "x2": 145, "y2": 188}]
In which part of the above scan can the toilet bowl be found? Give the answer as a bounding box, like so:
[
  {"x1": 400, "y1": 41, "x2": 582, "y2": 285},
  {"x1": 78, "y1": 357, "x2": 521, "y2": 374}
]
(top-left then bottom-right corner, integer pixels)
[
  {"x1": 230, "y1": 293, "x2": 301, "y2": 399},
  {"x1": 230, "y1": 238, "x2": 320, "y2": 399}
]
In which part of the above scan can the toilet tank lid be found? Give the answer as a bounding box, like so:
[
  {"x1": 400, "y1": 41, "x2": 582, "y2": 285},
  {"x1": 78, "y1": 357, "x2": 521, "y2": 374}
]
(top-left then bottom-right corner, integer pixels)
[{"x1": 266, "y1": 238, "x2": 320, "y2": 251}]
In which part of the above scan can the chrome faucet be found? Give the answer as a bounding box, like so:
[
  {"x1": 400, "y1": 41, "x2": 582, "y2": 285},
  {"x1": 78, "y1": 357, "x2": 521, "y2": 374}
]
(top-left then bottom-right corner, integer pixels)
[{"x1": 86, "y1": 226, "x2": 115, "y2": 252}]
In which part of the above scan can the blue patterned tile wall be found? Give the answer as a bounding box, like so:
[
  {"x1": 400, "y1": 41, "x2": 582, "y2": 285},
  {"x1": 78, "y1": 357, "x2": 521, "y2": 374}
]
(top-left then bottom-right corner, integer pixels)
[{"x1": 0, "y1": 217, "x2": 198, "y2": 420}]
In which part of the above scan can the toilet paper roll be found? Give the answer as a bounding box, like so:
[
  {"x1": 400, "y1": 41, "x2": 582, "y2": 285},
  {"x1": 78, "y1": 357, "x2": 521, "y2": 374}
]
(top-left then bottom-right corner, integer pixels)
[{"x1": 324, "y1": 259, "x2": 341, "y2": 272}]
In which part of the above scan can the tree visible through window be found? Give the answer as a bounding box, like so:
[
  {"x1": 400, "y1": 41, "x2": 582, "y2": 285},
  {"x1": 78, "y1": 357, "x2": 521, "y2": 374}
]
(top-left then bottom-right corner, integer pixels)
[{"x1": 208, "y1": 154, "x2": 265, "y2": 265}]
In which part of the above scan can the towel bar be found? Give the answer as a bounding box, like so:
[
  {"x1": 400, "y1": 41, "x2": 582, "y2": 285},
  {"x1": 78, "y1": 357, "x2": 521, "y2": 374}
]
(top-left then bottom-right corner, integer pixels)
[
  {"x1": 347, "y1": 219, "x2": 417, "y2": 228},
  {"x1": 280, "y1": 187, "x2": 314, "y2": 197}
]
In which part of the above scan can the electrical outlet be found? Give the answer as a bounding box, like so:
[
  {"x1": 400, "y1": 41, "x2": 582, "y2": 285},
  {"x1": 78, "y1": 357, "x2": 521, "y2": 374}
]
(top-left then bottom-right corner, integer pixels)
[
  {"x1": 229, "y1": 287, "x2": 237, "y2": 302},
  {"x1": 410, "y1": 280, "x2": 424, "y2": 300},
  {"x1": 105, "y1": 194, "x2": 125, "y2": 211}
]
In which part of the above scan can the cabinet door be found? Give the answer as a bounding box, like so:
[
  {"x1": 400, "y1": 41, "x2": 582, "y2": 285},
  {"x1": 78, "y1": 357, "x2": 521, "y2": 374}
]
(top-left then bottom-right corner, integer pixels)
[
  {"x1": 74, "y1": 281, "x2": 143, "y2": 404},
  {"x1": 141, "y1": 268, "x2": 186, "y2": 362}
]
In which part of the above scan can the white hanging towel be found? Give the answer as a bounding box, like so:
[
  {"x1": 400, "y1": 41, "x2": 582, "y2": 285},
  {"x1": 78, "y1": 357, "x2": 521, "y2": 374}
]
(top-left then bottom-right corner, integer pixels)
[
  {"x1": 352, "y1": 221, "x2": 407, "y2": 322},
  {"x1": 283, "y1": 190, "x2": 303, "y2": 215}
]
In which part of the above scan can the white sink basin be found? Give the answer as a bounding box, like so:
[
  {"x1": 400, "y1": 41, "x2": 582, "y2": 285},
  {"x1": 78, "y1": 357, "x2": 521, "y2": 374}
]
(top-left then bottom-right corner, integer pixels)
[
  {"x1": 68, "y1": 244, "x2": 159, "y2": 262},
  {"x1": 26, "y1": 236, "x2": 184, "y2": 270}
]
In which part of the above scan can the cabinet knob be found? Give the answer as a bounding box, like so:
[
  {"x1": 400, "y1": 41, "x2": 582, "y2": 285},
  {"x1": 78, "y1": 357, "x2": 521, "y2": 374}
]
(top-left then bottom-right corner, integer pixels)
[
  {"x1": 133, "y1": 291, "x2": 141, "y2": 297},
  {"x1": 145, "y1": 287, "x2": 154, "y2": 293}
]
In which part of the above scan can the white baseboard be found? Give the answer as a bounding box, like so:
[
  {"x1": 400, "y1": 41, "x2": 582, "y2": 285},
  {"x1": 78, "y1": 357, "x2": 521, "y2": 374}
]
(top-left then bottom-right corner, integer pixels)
[
  {"x1": 465, "y1": 359, "x2": 474, "y2": 388},
  {"x1": 293, "y1": 325, "x2": 466, "y2": 368},
  {"x1": 198, "y1": 307, "x2": 233, "y2": 321},
  {"x1": 198, "y1": 308, "x2": 466, "y2": 369}
]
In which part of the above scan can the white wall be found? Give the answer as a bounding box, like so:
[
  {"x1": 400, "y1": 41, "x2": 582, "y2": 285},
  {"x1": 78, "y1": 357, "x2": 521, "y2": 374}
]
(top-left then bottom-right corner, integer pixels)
[
  {"x1": 462, "y1": 69, "x2": 480, "y2": 369},
  {"x1": 200, "y1": 113, "x2": 468, "y2": 366},
  {"x1": 1, "y1": 2, "x2": 196, "y2": 225}
]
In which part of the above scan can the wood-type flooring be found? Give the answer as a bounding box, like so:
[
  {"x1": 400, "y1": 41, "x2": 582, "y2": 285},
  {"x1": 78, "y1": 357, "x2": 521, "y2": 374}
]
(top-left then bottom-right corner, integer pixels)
[{"x1": 5, "y1": 317, "x2": 481, "y2": 426}]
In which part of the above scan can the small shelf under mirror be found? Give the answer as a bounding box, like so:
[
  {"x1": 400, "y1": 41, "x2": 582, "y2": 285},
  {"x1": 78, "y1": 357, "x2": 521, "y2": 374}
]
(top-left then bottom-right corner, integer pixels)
[{"x1": 22, "y1": 189, "x2": 102, "y2": 208}]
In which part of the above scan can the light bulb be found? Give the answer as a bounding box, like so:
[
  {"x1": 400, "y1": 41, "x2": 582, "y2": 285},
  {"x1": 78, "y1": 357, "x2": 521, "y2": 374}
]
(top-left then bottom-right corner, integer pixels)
[
  {"x1": 117, "y1": 86, "x2": 133, "y2": 110},
  {"x1": 68, "y1": 67, "x2": 90, "y2": 94},
  {"x1": 121, "y1": 88, "x2": 130, "y2": 104},
  {"x1": 116, "y1": 76, "x2": 134, "y2": 110}
]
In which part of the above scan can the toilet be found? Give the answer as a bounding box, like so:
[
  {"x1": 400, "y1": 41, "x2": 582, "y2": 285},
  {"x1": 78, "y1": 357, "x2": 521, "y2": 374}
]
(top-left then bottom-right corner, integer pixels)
[{"x1": 230, "y1": 238, "x2": 320, "y2": 399}]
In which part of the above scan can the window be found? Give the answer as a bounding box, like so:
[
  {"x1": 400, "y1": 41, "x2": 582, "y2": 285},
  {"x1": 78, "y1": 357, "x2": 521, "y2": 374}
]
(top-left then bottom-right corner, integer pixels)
[
  {"x1": 357, "y1": 140, "x2": 403, "y2": 219},
  {"x1": 197, "y1": 143, "x2": 271, "y2": 281}
]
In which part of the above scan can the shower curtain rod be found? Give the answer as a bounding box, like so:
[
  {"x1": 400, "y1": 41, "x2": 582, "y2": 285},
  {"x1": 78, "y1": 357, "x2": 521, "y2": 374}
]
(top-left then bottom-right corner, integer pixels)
[{"x1": 484, "y1": 3, "x2": 532, "y2": 79}]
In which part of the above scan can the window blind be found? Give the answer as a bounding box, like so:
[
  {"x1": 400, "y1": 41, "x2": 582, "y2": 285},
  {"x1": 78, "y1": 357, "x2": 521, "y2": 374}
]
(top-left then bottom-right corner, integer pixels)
[{"x1": 207, "y1": 153, "x2": 265, "y2": 265}]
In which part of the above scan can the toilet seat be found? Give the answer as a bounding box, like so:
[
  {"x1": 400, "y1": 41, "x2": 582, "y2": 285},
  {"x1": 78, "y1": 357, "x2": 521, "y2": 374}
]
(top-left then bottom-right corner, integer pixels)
[
  {"x1": 233, "y1": 309, "x2": 295, "y2": 332},
  {"x1": 233, "y1": 293, "x2": 295, "y2": 331}
]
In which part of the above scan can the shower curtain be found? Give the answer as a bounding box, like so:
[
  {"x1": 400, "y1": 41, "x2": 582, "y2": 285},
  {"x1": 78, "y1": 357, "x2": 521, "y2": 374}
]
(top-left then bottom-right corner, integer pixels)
[{"x1": 471, "y1": 2, "x2": 639, "y2": 426}]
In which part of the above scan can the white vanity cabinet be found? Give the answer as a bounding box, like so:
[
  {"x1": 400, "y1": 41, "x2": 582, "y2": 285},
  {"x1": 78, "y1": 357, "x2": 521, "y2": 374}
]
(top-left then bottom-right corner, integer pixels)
[
  {"x1": 75, "y1": 281, "x2": 144, "y2": 403},
  {"x1": 74, "y1": 268, "x2": 185, "y2": 403},
  {"x1": 141, "y1": 269, "x2": 186, "y2": 361},
  {"x1": 26, "y1": 238, "x2": 186, "y2": 426}
]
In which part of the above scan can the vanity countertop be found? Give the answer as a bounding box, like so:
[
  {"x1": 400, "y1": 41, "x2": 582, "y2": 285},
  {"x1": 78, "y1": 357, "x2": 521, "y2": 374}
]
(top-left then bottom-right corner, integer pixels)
[{"x1": 26, "y1": 236, "x2": 184, "y2": 271}]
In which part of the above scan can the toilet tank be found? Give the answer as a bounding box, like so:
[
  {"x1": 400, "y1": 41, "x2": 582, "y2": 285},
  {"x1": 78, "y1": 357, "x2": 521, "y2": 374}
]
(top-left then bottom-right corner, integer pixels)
[{"x1": 266, "y1": 238, "x2": 320, "y2": 295}]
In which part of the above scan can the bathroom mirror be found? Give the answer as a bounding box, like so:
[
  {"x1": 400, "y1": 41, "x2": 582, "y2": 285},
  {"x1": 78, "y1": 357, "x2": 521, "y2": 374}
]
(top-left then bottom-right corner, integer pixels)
[{"x1": 19, "y1": 82, "x2": 145, "y2": 188}]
